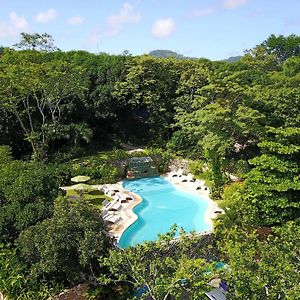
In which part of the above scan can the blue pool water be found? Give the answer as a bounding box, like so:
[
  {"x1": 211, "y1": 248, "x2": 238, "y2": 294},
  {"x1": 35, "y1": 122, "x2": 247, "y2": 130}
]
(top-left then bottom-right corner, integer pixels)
[{"x1": 118, "y1": 176, "x2": 211, "y2": 248}]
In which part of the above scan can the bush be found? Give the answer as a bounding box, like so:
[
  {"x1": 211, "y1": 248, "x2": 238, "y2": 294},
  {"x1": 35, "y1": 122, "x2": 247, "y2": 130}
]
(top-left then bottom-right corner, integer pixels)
[
  {"x1": 0, "y1": 145, "x2": 13, "y2": 164},
  {"x1": 167, "y1": 131, "x2": 198, "y2": 157},
  {"x1": 189, "y1": 160, "x2": 205, "y2": 175},
  {"x1": 147, "y1": 148, "x2": 174, "y2": 173},
  {"x1": 0, "y1": 161, "x2": 70, "y2": 242},
  {"x1": 71, "y1": 163, "x2": 121, "y2": 183},
  {"x1": 16, "y1": 196, "x2": 109, "y2": 286},
  {"x1": 222, "y1": 182, "x2": 244, "y2": 204}
]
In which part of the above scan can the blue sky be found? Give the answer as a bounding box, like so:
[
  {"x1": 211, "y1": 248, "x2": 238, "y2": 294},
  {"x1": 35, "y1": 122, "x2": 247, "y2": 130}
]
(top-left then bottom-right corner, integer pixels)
[{"x1": 0, "y1": 0, "x2": 299, "y2": 60}]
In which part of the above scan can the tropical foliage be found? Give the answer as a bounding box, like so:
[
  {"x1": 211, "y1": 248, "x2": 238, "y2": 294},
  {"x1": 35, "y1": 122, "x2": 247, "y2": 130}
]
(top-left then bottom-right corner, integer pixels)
[
  {"x1": 98, "y1": 227, "x2": 218, "y2": 300},
  {"x1": 0, "y1": 33, "x2": 299, "y2": 299}
]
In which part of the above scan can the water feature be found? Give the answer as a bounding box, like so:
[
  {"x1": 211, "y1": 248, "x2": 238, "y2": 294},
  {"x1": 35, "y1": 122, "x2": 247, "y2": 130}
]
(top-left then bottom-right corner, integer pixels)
[{"x1": 118, "y1": 176, "x2": 211, "y2": 248}]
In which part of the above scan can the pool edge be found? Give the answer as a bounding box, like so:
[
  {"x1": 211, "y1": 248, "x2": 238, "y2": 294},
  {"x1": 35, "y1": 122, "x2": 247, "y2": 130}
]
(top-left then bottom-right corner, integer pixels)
[{"x1": 117, "y1": 174, "x2": 221, "y2": 247}]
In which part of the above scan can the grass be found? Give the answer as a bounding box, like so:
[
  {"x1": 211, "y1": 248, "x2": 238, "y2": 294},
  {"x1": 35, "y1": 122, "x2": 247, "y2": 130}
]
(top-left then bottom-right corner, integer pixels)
[{"x1": 65, "y1": 189, "x2": 112, "y2": 209}]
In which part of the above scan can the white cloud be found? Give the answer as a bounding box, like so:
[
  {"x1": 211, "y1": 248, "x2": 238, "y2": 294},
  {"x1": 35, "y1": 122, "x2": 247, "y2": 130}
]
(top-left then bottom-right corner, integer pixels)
[
  {"x1": 35, "y1": 8, "x2": 56, "y2": 23},
  {"x1": 86, "y1": 28, "x2": 101, "y2": 45},
  {"x1": 224, "y1": 0, "x2": 249, "y2": 9},
  {"x1": 151, "y1": 18, "x2": 176, "y2": 39},
  {"x1": 10, "y1": 12, "x2": 28, "y2": 29},
  {"x1": 106, "y1": 2, "x2": 141, "y2": 37},
  {"x1": 68, "y1": 16, "x2": 85, "y2": 25},
  {"x1": 189, "y1": 7, "x2": 214, "y2": 17},
  {"x1": 86, "y1": 2, "x2": 141, "y2": 44},
  {"x1": 0, "y1": 12, "x2": 29, "y2": 38}
]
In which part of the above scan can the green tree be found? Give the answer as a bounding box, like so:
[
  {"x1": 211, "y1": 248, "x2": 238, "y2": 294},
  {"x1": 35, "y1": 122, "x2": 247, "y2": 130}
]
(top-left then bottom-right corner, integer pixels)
[
  {"x1": 0, "y1": 161, "x2": 70, "y2": 242},
  {"x1": 98, "y1": 227, "x2": 216, "y2": 300},
  {"x1": 13, "y1": 32, "x2": 60, "y2": 52},
  {"x1": 261, "y1": 34, "x2": 300, "y2": 62},
  {"x1": 114, "y1": 56, "x2": 181, "y2": 143},
  {"x1": 0, "y1": 51, "x2": 89, "y2": 159},
  {"x1": 244, "y1": 127, "x2": 300, "y2": 225},
  {"x1": 173, "y1": 65, "x2": 265, "y2": 193},
  {"x1": 0, "y1": 145, "x2": 13, "y2": 164},
  {"x1": 218, "y1": 127, "x2": 300, "y2": 228},
  {"x1": 220, "y1": 222, "x2": 300, "y2": 299},
  {"x1": 0, "y1": 244, "x2": 56, "y2": 299},
  {"x1": 17, "y1": 196, "x2": 109, "y2": 285}
]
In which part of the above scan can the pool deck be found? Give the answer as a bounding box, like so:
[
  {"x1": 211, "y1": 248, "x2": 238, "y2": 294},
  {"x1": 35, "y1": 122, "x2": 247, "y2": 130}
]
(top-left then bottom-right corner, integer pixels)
[
  {"x1": 99, "y1": 182, "x2": 142, "y2": 242},
  {"x1": 100, "y1": 173, "x2": 223, "y2": 242}
]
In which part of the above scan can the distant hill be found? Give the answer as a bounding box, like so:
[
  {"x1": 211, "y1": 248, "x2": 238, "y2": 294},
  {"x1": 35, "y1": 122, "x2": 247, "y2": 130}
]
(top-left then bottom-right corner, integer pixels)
[
  {"x1": 148, "y1": 50, "x2": 243, "y2": 62},
  {"x1": 224, "y1": 55, "x2": 242, "y2": 62},
  {"x1": 148, "y1": 50, "x2": 185, "y2": 59}
]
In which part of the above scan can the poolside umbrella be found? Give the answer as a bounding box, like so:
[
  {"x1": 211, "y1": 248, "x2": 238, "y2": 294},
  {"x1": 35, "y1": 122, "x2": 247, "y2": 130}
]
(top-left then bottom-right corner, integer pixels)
[
  {"x1": 71, "y1": 175, "x2": 91, "y2": 183},
  {"x1": 70, "y1": 183, "x2": 95, "y2": 191},
  {"x1": 69, "y1": 183, "x2": 95, "y2": 198}
]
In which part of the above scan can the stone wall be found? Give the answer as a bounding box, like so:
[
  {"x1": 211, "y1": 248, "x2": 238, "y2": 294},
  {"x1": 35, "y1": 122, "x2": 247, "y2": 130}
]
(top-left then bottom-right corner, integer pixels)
[{"x1": 168, "y1": 159, "x2": 190, "y2": 173}]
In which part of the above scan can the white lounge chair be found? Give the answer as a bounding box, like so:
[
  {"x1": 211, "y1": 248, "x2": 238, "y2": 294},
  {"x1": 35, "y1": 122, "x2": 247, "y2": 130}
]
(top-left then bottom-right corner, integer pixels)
[
  {"x1": 105, "y1": 199, "x2": 117, "y2": 209},
  {"x1": 107, "y1": 200, "x2": 123, "y2": 211},
  {"x1": 194, "y1": 179, "x2": 205, "y2": 190},
  {"x1": 117, "y1": 192, "x2": 133, "y2": 201},
  {"x1": 102, "y1": 199, "x2": 110, "y2": 207},
  {"x1": 102, "y1": 210, "x2": 116, "y2": 219},
  {"x1": 112, "y1": 194, "x2": 121, "y2": 201},
  {"x1": 168, "y1": 171, "x2": 179, "y2": 178},
  {"x1": 187, "y1": 173, "x2": 195, "y2": 182},
  {"x1": 181, "y1": 173, "x2": 195, "y2": 183},
  {"x1": 105, "y1": 214, "x2": 122, "y2": 224},
  {"x1": 177, "y1": 169, "x2": 184, "y2": 177}
]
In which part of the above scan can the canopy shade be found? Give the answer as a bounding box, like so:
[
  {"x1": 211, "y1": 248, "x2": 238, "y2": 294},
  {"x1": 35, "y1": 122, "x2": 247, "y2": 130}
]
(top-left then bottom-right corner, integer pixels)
[
  {"x1": 71, "y1": 175, "x2": 91, "y2": 183},
  {"x1": 61, "y1": 183, "x2": 95, "y2": 191}
]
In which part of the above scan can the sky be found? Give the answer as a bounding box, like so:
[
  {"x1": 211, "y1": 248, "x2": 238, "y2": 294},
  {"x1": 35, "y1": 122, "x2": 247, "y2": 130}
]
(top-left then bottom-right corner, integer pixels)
[{"x1": 0, "y1": 0, "x2": 299, "y2": 60}]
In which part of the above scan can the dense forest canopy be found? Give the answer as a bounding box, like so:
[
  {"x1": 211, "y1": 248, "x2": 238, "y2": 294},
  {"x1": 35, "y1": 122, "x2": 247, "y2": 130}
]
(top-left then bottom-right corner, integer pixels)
[{"x1": 0, "y1": 33, "x2": 299, "y2": 299}]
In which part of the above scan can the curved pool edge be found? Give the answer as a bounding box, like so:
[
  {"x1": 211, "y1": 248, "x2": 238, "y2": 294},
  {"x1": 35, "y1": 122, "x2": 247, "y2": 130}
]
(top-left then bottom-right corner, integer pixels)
[
  {"x1": 104, "y1": 174, "x2": 222, "y2": 247},
  {"x1": 162, "y1": 174, "x2": 220, "y2": 228},
  {"x1": 106, "y1": 181, "x2": 142, "y2": 243}
]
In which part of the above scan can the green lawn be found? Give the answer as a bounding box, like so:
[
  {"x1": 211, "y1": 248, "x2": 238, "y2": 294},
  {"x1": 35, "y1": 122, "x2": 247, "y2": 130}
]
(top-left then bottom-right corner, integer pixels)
[{"x1": 65, "y1": 189, "x2": 112, "y2": 209}]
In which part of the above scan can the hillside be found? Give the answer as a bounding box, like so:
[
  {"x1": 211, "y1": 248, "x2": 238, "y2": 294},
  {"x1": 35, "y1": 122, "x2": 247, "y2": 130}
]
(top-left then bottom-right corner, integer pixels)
[{"x1": 148, "y1": 49, "x2": 185, "y2": 59}]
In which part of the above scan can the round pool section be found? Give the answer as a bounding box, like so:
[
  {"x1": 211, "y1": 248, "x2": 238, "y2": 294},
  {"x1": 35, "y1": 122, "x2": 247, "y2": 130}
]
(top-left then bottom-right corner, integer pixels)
[{"x1": 118, "y1": 176, "x2": 211, "y2": 248}]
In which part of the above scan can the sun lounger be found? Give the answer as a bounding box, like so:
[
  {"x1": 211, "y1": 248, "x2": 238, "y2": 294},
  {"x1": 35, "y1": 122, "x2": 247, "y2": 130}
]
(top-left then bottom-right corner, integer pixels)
[
  {"x1": 102, "y1": 210, "x2": 116, "y2": 219},
  {"x1": 180, "y1": 173, "x2": 195, "y2": 182},
  {"x1": 107, "y1": 200, "x2": 123, "y2": 211},
  {"x1": 180, "y1": 175, "x2": 188, "y2": 182},
  {"x1": 117, "y1": 192, "x2": 133, "y2": 200},
  {"x1": 194, "y1": 179, "x2": 205, "y2": 190},
  {"x1": 102, "y1": 199, "x2": 110, "y2": 207},
  {"x1": 168, "y1": 168, "x2": 184, "y2": 178},
  {"x1": 105, "y1": 214, "x2": 122, "y2": 224},
  {"x1": 112, "y1": 194, "x2": 121, "y2": 201},
  {"x1": 168, "y1": 171, "x2": 179, "y2": 178},
  {"x1": 187, "y1": 173, "x2": 195, "y2": 182}
]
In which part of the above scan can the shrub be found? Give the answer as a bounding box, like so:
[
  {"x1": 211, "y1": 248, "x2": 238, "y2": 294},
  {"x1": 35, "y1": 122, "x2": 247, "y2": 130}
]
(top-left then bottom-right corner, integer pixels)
[
  {"x1": 0, "y1": 145, "x2": 13, "y2": 164},
  {"x1": 189, "y1": 160, "x2": 205, "y2": 175},
  {"x1": 147, "y1": 148, "x2": 174, "y2": 173}
]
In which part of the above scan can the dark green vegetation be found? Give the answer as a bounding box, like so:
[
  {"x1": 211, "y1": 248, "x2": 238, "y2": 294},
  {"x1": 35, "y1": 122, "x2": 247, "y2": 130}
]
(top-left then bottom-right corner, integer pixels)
[
  {"x1": 0, "y1": 33, "x2": 299, "y2": 299},
  {"x1": 149, "y1": 49, "x2": 186, "y2": 59}
]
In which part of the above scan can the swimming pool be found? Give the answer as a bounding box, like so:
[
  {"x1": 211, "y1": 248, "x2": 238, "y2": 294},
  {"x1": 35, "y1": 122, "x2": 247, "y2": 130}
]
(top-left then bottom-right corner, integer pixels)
[{"x1": 118, "y1": 176, "x2": 211, "y2": 248}]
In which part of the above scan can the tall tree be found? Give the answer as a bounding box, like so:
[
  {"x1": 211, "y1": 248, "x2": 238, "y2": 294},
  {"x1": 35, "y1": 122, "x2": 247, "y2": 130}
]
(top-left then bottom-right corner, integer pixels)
[
  {"x1": 16, "y1": 196, "x2": 108, "y2": 285},
  {"x1": 0, "y1": 51, "x2": 88, "y2": 159},
  {"x1": 261, "y1": 34, "x2": 300, "y2": 62},
  {"x1": 98, "y1": 228, "x2": 217, "y2": 300},
  {"x1": 13, "y1": 32, "x2": 60, "y2": 52},
  {"x1": 244, "y1": 127, "x2": 300, "y2": 225},
  {"x1": 114, "y1": 56, "x2": 181, "y2": 143},
  {"x1": 220, "y1": 222, "x2": 300, "y2": 299},
  {"x1": 0, "y1": 160, "x2": 70, "y2": 242}
]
